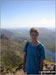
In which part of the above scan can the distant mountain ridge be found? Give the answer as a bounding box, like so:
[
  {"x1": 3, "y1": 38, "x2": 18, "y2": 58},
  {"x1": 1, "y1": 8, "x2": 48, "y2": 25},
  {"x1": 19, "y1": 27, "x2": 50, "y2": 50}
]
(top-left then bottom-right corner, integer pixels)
[
  {"x1": 0, "y1": 27, "x2": 55, "y2": 43},
  {"x1": 0, "y1": 27, "x2": 55, "y2": 53},
  {"x1": 0, "y1": 29, "x2": 14, "y2": 37}
]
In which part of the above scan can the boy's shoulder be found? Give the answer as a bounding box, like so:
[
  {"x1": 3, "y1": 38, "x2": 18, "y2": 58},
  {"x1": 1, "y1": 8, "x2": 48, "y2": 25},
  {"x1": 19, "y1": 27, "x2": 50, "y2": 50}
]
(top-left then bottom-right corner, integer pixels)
[
  {"x1": 35, "y1": 40, "x2": 44, "y2": 47},
  {"x1": 39, "y1": 42, "x2": 45, "y2": 49}
]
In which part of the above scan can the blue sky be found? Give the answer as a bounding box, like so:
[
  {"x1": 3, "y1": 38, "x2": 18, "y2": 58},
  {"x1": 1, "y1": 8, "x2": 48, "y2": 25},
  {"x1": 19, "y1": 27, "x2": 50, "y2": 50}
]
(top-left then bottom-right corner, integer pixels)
[{"x1": 1, "y1": 0, "x2": 55, "y2": 28}]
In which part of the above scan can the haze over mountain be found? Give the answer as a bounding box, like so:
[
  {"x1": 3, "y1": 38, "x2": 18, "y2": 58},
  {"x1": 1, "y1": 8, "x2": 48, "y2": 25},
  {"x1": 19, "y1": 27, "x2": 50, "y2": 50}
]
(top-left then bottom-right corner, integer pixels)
[{"x1": 0, "y1": 27, "x2": 55, "y2": 53}]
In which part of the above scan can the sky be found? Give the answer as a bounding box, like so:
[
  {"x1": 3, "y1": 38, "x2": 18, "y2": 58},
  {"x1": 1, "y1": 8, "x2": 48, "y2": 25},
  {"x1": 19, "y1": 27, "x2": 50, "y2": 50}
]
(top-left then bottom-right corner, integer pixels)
[{"x1": 1, "y1": 0, "x2": 55, "y2": 29}]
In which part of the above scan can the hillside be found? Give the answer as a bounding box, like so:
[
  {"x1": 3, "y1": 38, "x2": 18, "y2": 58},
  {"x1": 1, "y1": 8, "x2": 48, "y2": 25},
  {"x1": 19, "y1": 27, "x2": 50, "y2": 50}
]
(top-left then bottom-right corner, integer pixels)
[
  {"x1": 1, "y1": 34, "x2": 24, "y2": 57},
  {"x1": 0, "y1": 29, "x2": 14, "y2": 37},
  {"x1": 0, "y1": 34, "x2": 24, "y2": 74},
  {"x1": 0, "y1": 27, "x2": 55, "y2": 53},
  {"x1": 0, "y1": 33, "x2": 55, "y2": 74}
]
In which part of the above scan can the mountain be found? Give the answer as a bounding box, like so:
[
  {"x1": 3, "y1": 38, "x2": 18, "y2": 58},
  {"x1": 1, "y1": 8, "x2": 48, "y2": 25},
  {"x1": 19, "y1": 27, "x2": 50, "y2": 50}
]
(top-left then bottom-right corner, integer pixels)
[
  {"x1": 0, "y1": 27, "x2": 55, "y2": 53},
  {"x1": 38, "y1": 28, "x2": 55, "y2": 43},
  {"x1": 7, "y1": 27, "x2": 55, "y2": 44},
  {"x1": 0, "y1": 30, "x2": 55, "y2": 74},
  {"x1": 0, "y1": 29, "x2": 14, "y2": 38},
  {"x1": 45, "y1": 49, "x2": 55, "y2": 62},
  {"x1": 0, "y1": 34, "x2": 23, "y2": 59}
]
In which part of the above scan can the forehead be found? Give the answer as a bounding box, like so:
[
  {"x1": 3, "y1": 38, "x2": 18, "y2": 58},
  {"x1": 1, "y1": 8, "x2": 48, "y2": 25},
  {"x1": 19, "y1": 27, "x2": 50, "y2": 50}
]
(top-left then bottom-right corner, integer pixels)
[{"x1": 30, "y1": 31, "x2": 38, "y2": 34}]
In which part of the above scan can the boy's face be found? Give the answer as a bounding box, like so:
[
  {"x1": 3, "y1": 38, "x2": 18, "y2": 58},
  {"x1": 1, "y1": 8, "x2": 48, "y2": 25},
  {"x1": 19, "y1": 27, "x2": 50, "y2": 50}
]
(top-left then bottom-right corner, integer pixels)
[{"x1": 30, "y1": 32, "x2": 39, "y2": 41}]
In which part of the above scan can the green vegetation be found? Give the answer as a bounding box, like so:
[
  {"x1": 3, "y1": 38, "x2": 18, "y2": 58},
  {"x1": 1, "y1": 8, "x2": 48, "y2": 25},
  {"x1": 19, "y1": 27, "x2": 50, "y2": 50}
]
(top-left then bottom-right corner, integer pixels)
[
  {"x1": 44, "y1": 42, "x2": 55, "y2": 53},
  {"x1": 1, "y1": 50, "x2": 22, "y2": 68},
  {"x1": 1, "y1": 39, "x2": 23, "y2": 74},
  {"x1": 0, "y1": 28, "x2": 55, "y2": 74},
  {"x1": 46, "y1": 56, "x2": 53, "y2": 62}
]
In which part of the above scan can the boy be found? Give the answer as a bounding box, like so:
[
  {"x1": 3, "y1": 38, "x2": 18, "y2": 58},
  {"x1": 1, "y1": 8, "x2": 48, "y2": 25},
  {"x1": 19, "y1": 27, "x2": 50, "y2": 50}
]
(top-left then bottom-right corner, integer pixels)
[{"x1": 23, "y1": 27, "x2": 46, "y2": 74}]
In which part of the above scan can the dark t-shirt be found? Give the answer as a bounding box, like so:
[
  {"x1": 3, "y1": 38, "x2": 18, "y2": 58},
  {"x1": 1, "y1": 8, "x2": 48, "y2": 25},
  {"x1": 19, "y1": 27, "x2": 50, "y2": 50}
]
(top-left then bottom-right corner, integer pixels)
[{"x1": 23, "y1": 42, "x2": 46, "y2": 74}]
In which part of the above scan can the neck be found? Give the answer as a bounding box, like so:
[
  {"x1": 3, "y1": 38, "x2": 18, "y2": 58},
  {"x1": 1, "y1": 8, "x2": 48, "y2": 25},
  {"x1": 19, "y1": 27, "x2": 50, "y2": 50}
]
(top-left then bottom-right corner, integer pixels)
[
  {"x1": 31, "y1": 40, "x2": 39, "y2": 44},
  {"x1": 31, "y1": 40, "x2": 40, "y2": 46}
]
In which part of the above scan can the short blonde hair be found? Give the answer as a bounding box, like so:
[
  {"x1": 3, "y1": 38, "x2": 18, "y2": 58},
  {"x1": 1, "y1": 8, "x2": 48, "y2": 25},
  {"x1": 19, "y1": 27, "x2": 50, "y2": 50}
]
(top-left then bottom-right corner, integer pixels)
[{"x1": 30, "y1": 27, "x2": 39, "y2": 35}]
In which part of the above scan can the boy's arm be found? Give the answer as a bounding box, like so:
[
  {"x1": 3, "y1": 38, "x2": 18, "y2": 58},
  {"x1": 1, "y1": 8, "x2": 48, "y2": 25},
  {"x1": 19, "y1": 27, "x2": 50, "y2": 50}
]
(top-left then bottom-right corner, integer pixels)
[
  {"x1": 40, "y1": 60, "x2": 44, "y2": 71},
  {"x1": 39, "y1": 60, "x2": 44, "y2": 74},
  {"x1": 40, "y1": 45, "x2": 46, "y2": 71},
  {"x1": 23, "y1": 52, "x2": 27, "y2": 72}
]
